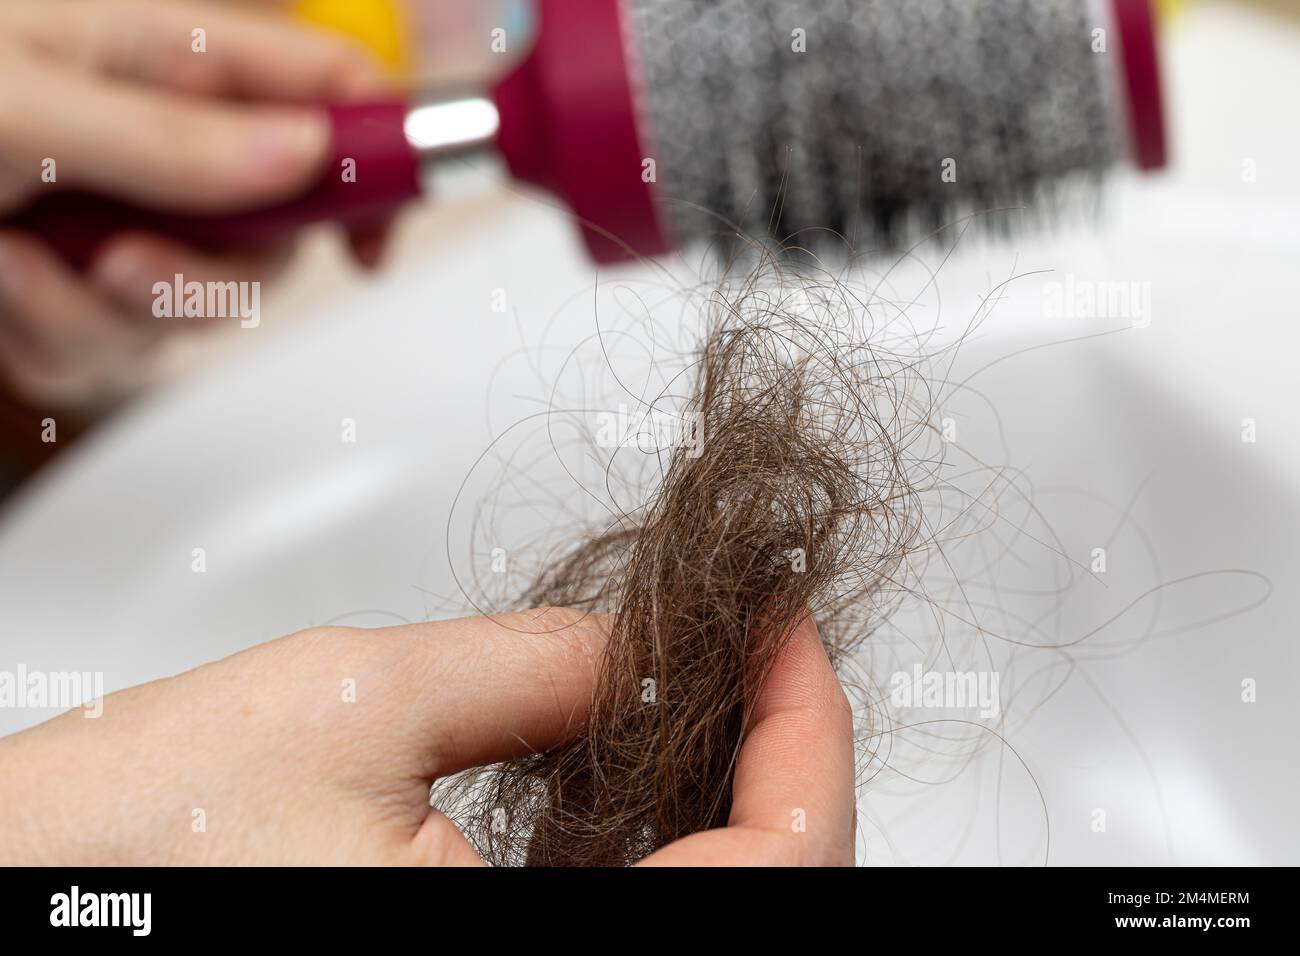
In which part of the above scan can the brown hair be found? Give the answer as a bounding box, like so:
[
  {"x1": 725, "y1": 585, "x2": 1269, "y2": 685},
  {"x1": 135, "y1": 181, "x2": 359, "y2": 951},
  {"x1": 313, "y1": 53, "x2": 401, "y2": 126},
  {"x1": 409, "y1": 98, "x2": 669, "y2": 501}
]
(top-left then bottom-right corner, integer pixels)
[{"x1": 442, "y1": 247, "x2": 929, "y2": 865}]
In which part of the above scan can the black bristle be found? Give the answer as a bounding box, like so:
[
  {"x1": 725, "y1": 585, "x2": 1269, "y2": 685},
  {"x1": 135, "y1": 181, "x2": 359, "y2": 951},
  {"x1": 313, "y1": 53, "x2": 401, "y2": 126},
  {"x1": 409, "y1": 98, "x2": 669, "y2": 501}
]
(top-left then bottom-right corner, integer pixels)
[{"x1": 627, "y1": 0, "x2": 1122, "y2": 252}]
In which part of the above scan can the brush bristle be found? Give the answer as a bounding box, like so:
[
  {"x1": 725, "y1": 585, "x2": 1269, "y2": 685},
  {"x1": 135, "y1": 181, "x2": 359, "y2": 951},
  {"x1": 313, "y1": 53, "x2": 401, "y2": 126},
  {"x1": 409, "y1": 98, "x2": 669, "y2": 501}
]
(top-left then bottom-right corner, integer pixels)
[{"x1": 626, "y1": 0, "x2": 1122, "y2": 250}]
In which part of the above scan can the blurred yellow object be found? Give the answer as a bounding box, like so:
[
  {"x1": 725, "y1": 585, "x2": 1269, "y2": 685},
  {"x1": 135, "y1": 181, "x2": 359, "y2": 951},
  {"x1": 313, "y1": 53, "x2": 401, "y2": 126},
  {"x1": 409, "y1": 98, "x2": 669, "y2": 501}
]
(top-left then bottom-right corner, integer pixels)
[
  {"x1": 294, "y1": 0, "x2": 410, "y2": 75},
  {"x1": 1156, "y1": 0, "x2": 1188, "y2": 19},
  {"x1": 1156, "y1": 0, "x2": 1300, "y2": 26}
]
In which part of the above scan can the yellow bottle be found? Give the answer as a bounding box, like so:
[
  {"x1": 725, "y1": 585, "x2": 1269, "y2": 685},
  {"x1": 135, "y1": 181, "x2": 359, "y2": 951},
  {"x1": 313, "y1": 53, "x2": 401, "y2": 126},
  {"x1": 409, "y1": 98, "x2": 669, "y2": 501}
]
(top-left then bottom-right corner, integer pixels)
[
  {"x1": 294, "y1": 0, "x2": 535, "y2": 87},
  {"x1": 295, "y1": 0, "x2": 409, "y2": 74}
]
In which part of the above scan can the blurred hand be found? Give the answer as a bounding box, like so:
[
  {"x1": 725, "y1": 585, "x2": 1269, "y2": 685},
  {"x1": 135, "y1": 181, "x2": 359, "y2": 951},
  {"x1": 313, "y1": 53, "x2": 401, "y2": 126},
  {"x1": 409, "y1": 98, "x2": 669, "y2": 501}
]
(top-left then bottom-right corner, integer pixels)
[
  {"x1": 0, "y1": 0, "x2": 389, "y2": 407},
  {"x1": 0, "y1": 609, "x2": 855, "y2": 866}
]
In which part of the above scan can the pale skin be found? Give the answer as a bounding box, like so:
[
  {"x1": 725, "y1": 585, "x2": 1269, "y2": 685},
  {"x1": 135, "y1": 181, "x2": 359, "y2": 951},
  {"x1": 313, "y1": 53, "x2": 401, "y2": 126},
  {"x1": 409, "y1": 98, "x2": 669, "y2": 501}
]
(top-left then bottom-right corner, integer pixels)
[
  {"x1": 0, "y1": 0, "x2": 389, "y2": 406},
  {"x1": 0, "y1": 608, "x2": 856, "y2": 866}
]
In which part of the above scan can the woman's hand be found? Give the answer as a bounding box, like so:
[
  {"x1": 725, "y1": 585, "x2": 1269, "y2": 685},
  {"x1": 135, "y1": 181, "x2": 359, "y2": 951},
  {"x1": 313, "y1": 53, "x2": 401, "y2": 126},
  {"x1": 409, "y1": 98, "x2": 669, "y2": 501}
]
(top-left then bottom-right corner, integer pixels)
[
  {"x1": 0, "y1": 609, "x2": 855, "y2": 866},
  {"x1": 0, "y1": 0, "x2": 387, "y2": 407}
]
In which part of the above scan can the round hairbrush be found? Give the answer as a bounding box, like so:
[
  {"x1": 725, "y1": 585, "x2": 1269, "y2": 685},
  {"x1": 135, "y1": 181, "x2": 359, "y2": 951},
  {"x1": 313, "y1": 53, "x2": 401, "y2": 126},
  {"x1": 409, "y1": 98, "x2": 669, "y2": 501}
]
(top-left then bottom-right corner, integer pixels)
[{"x1": 5, "y1": 0, "x2": 1164, "y2": 266}]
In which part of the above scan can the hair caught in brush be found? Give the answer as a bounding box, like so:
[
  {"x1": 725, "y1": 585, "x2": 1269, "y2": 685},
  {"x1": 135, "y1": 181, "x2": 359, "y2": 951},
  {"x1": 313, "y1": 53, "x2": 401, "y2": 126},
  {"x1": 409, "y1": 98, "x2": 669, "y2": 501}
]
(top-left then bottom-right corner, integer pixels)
[{"x1": 444, "y1": 254, "x2": 929, "y2": 866}]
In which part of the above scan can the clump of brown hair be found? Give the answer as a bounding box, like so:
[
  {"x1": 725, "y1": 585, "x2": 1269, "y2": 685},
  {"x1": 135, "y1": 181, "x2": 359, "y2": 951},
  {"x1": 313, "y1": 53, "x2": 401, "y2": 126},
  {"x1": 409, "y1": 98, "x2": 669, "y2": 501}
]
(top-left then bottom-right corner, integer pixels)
[{"x1": 444, "y1": 251, "x2": 930, "y2": 865}]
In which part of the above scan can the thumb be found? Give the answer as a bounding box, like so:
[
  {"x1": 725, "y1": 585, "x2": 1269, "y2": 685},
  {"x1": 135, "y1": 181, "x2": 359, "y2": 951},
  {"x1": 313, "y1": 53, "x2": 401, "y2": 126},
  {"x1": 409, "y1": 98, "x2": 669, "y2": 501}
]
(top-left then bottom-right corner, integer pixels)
[
  {"x1": 302, "y1": 608, "x2": 608, "y2": 866},
  {"x1": 394, "y1": 608, "x2": 611, "y2": 778},
  {"x1": 3, "y1": 53, "x2": 330, "y2": 213},
  {"x1": 317, "y1": 608, "x2": 611, "y2": 782}
]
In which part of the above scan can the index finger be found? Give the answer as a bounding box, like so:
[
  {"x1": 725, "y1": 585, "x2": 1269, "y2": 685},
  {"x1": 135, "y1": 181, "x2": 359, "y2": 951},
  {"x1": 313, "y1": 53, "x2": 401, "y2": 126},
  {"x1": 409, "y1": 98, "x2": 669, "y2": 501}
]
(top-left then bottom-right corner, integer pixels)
[
  {"x1": 641, "y1": 615, "x2": 857, "y2": 866},
  {"x1": 2, "y1": 0, "x2": 385, "y2": 100}
]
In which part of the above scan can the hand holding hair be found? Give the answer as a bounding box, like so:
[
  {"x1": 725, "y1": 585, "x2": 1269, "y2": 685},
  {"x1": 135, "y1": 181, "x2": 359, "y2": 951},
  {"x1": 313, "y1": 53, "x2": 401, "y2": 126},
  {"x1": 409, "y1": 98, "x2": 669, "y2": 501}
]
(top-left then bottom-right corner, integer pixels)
[{"x1": 0, "y1": 608, "x2": 853, "y2": 866}]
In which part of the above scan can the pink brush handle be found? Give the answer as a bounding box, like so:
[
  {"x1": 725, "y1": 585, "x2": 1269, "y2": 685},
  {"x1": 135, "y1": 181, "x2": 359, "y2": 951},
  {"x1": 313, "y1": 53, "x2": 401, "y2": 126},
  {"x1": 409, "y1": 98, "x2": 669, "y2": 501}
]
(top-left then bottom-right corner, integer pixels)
[{"x1": 2, "y1": 101, "x2": 422, "y2": 269}]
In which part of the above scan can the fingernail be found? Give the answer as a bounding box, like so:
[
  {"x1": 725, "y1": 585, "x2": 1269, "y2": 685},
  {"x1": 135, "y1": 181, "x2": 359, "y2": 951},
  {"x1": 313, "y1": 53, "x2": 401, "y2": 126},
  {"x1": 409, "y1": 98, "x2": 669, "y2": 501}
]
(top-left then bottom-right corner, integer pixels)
[
  {"x1": 252, "y1": 112, "x2": 329, "y2": 177},
  {"x1": 92, "y1": 245, "x2": 161, "y2": 308},
  {"x1": 339, "y1": 60, "x2": 391, "y2": 98},
  {"x1": 0, "y1": 236, "x2": 24, "y2": 293}
]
